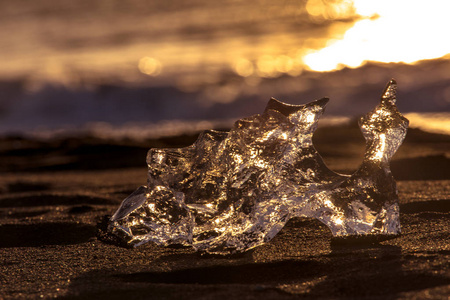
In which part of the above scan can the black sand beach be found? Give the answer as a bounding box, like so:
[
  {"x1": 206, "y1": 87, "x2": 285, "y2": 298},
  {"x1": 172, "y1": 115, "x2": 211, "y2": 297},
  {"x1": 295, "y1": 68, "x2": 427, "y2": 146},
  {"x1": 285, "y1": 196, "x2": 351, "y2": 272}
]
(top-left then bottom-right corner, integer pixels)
[{"x1": 0, "y1": 124, "x2": 449, "y2": 299}]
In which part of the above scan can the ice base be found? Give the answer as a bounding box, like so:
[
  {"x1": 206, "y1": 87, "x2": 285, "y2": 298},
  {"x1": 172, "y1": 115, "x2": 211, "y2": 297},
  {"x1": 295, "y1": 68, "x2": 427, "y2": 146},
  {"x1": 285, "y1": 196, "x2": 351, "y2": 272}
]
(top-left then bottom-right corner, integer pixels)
[{"x1": 108, "y1": 80, "x2": 408, "y2": 254}]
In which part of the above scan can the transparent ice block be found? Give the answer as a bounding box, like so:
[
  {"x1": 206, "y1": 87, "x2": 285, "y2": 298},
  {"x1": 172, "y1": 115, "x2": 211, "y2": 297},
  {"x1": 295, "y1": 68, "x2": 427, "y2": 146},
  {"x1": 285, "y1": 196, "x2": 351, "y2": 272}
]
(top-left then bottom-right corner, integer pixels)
[{"x1": 108, "y1": 80, "x2": 408, "y2": 254}]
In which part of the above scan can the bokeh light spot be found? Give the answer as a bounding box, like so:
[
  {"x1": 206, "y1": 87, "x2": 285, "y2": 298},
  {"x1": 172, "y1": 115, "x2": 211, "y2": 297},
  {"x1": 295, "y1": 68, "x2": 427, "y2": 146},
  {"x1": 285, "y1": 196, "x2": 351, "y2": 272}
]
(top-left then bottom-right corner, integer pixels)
[
  {"x1": 275, "y1": 55, "x2": 294, "y2": 73},
  {"x1": 257, "y1": 55, "x2": 279, "y2": 78},
  {"x1": 306, "y1": 0, "x2": 354, "y2": 20},
  {"x1": 138, "y1": 57, "x2": 162, "y2": 76},
  {"x1": 234, "y1": 58, "x2": 254, "y2": 77}
]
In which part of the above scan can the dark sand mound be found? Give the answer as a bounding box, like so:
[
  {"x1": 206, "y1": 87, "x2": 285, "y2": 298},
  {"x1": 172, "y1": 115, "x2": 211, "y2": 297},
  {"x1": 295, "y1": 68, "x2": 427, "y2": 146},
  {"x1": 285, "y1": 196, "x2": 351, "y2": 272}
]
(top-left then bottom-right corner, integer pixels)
[{"x1": 0, "y1": 125, "x2": 449, "y2": 299}]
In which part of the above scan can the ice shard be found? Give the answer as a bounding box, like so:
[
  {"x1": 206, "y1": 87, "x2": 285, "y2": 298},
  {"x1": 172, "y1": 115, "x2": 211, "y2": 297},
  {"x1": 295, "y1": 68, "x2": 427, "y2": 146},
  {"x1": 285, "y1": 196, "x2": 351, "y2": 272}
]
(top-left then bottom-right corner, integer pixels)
[{"x1": 107, "y1": 80, "x2": 409, "y2": 254}]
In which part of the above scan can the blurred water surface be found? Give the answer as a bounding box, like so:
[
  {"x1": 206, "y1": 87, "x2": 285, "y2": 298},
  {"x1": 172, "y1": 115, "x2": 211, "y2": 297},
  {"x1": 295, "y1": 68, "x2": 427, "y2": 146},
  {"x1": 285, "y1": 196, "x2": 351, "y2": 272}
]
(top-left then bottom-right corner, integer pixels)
[
  {"x1": 0, "y1": 0, "x2": 449, "y2": 137},
  {"x1": 0, "y1": 0, "x2": 347, "y2": 85}
]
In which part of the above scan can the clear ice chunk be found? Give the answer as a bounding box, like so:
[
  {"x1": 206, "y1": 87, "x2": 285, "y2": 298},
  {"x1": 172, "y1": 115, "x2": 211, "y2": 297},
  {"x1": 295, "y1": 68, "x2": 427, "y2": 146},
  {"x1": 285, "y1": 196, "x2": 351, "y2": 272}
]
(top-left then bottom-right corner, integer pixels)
[{"x1": 107, "y1": 80, "x2": 409, "y2": 254}]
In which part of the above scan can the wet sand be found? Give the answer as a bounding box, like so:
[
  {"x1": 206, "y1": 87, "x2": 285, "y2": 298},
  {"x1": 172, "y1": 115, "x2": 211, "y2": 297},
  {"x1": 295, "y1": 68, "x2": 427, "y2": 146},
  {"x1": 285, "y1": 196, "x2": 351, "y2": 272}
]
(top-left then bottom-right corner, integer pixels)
[{"x1": 0, "y1": 125, "x2": 449, "y2": 299}]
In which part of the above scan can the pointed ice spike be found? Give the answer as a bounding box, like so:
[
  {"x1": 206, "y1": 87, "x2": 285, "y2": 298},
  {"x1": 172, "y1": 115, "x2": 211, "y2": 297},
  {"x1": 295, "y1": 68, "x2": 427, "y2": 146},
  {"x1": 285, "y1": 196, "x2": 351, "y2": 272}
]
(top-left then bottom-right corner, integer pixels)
[
  {"x1": 264, "y1": 97, "x2": 329, "y2": 116},
  {"x1": 110, "y1": 186, "x2": 147, "y2": 221},
  {"x1": 381, "y1": 79, "x2": 397, "y2": 104},
  {"x1": 305, "y1": 97, "x2": 329, "y2": 109},
  {"x1": 264, "y1": 98, "x2": 305, "y2": 116}
]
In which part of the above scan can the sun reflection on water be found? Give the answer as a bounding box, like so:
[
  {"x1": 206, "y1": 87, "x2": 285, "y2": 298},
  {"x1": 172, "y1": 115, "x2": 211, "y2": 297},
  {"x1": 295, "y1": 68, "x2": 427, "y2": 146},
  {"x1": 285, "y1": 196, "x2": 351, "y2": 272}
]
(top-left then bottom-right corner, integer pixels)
[
  {"x1": 198, "y1": 0, "x2": 450, "y2": 79},
  {"x1": 304, "y1": 0, "x2": 450, "y2": 72}
]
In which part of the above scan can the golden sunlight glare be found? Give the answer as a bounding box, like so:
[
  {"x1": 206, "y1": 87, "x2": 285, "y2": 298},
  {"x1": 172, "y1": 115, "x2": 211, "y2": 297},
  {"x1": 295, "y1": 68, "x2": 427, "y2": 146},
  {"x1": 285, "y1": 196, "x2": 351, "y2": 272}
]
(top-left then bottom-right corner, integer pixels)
[{"x1": 304, "y1": 0, "x2": 450, "y2": 72}]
